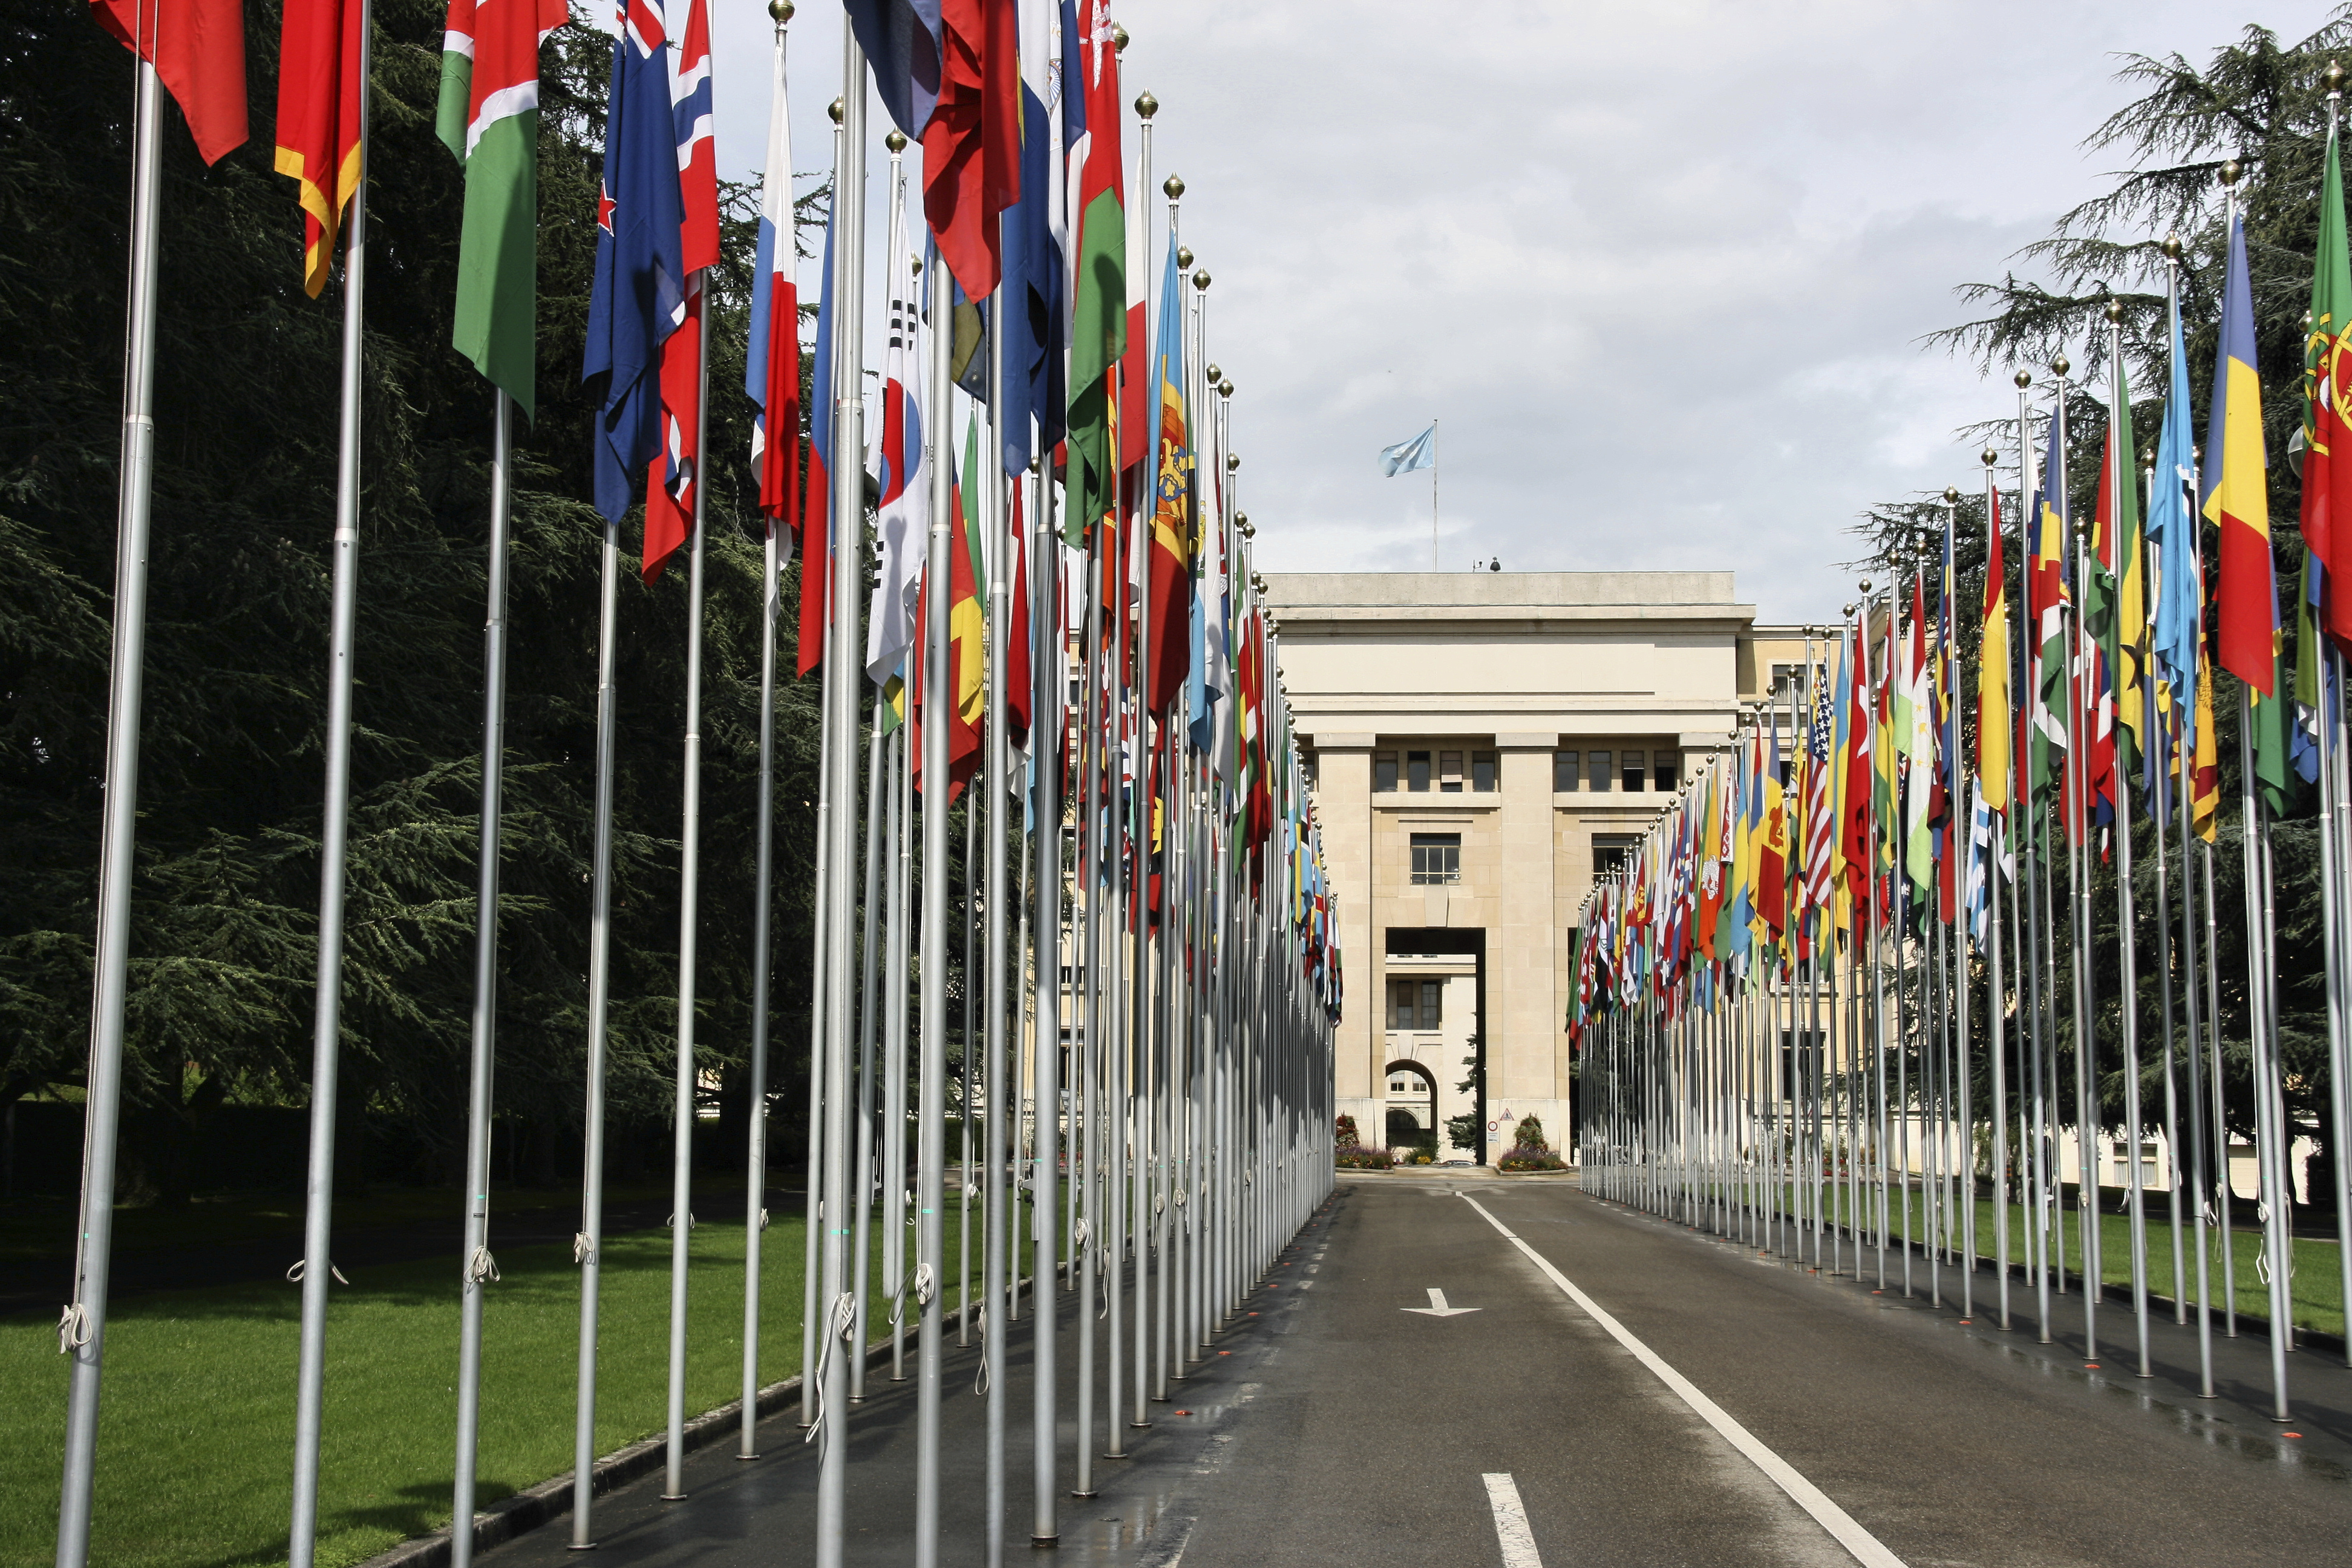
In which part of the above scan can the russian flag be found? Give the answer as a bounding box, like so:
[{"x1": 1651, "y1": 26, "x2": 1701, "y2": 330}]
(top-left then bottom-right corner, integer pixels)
[{"x1": 746, "y1": 15, "x2": 799, "y2": 547}]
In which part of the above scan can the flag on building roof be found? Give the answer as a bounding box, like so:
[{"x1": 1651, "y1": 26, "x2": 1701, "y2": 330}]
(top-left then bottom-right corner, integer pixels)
[
  {"x1": 93, "y1": 0, "x2": 247, "y2": 166},
  {"x1": 1380, "y1": 425, "x2": 1435, "y2": 476},
  {"x1": 439, "y1": 0, "x2": 569, "y2": 416},
  {"x1": 275, "y1": 0, "x2": 364, "y2": 296}
]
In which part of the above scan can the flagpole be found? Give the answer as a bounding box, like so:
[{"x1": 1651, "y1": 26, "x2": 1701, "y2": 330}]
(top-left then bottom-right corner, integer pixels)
[
  {"x1": 450, "y1": 388, "x2": 514, "y2": 1568},
  {"x1": 2106, "y1": 297, "x2": 2152, "y2": 1379},
  {"x1": 573, "y1": 492, "x2": 621, "y2": 1535},
  {"x1": 1028, "y1": 361, "x2": 1068, "y2": 1554},
  {"x1": 54, "y1": 53, "x2": 166, "y2": 1568},
  {"x1": 1431, "y1": 416, "x2": 1440, "y2": 570},
  {"x1": 289, "y1": 8, "x2": 371, "y2": 1561},
  {"x1": 815, "y1": 49, "x2": 868, "y2": 1567},
  {"x1": 740, "y1": 374, "x2": 781, "y2": 1460}
]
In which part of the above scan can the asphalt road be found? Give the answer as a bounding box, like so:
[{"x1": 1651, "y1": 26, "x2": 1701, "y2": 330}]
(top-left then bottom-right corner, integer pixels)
[{"x1": 480, "y1": 1175, "x2": 2352, "y2": 1567}]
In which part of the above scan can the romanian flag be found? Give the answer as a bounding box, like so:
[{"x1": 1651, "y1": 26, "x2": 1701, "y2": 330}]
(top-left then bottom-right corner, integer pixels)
[
  {"x1": 276, "y1": 0, "x2": 364, "y2": 296},
  {"x1": 2205, "y1": 209, "x2": 2275, "y2": 694}
]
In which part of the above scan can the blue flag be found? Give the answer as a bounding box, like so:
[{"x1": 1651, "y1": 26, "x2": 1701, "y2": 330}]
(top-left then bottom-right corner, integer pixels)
[
  {"x1": 1380, "y1": 425, "x2": 1435, "y2": 476},
  {"x1": 583, "y1": 14, "x2": 687, "y2": 524},
  {"x1": 2147, "y1": 283, "x2": 2201, "y2": 733},
  {"x1": 844, "y1": 0, "x2": 944, "y2": 140}
]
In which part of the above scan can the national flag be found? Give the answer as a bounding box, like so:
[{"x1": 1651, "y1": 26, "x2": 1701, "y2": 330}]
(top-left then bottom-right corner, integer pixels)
[
  {"x1": 844, "y1": 0, "x2": 945, "y2": 139},
  {"x1": 797, "y1": 210, "x2": 838, "y2": 677},
  {"x1": 1759, "y1": 712, "x2": 1788, "y2": 941},
  {"x1": 1380, "y1": 426, "x2": 1435, "y2": 476},
  {"x1": 924, "y1": 0, "x2": 1020, "y2": 301},
  {"x1": 745, "y1": 18, "x2": 800, "y2": 535},
  {"x1": 1803, "y1": 659, "x2": 1836, "y2": 919},
  {"x1": 1007, "y1": 481, "x2": 1033, "y2": 748},
  {"x1": 2316, "y1": 117, "x2": 2352, "y2": 650},
  {"x1": 1145, "y1": 240, "x2": 1193, "y2": 715},
  {"x1": 866, "y1": 216, "x2": 928, "y2": 684},
  {"x1": 2149, "y1": 286, "x2": 2202, "y2": 723},
  {"x1": 2028, "y1": 407, "x2": 2069, "y2": 802},
  {"x1": 2192, "y1": 624, "x2": 2220, "y2": 841},
  {"x1": 2102, "y1": 357, "x2": 2147, "y2": 782},
  {"x1": 642, "y1": 0, "x2": 720, "y2": 581},
  {"x1": 275, "y1": 0, "x2": 364, "y2": 296},
  {"x1": 2080, "y1": 418, "x2": 2120, "y2": 828},
  {"x1": 92, "y1": 0, "x2": 247, "y2": 166},
  {"x1": 439, "y1": 0, "x2": 569, "y2": 416},
  {"x1": 995, "y1": 0, "x2": 1065, "y2": 475},
  {"x1": 1063, "y1": 0, "x2": 1125, "y2": 546},
  {"x1": 2204, "y1": 208, "x2": 2275, "y2": 693},
  {"x1": 1901, "y1": 577, "x2": 1932, "y2": 903}
]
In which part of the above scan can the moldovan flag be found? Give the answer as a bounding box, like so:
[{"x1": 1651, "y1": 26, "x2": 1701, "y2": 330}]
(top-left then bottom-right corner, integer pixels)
[
  {"x1": 276, "y1": 0, "x2": 363, "y2": 295},
  {"x1": 437, "y1": 0, "x2": 570, "y2": 416},
  {"x1": 91, "y1": 0, "x2": 246, "y2": 166},
  {"x1": 2204, "y1": 208, "x2": 2275, "y2": 694}
]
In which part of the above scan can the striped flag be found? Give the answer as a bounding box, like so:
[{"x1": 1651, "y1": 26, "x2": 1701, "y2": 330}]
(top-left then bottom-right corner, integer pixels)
[
  {"x1": 641, "y1": 0, "x2": 719, "y2": 581},
  {"x1": 438, "y1": 0, "x2": 569, "y2": 414},
  {"x1": 2206, "y1": 208, "x2": 2275, "y2": 693}
]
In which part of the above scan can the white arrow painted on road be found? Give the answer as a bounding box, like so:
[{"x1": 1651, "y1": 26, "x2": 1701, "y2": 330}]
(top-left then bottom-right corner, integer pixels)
[{"x1": 1403, "y1": 1287, "x2": 1480, "y2": 1318}]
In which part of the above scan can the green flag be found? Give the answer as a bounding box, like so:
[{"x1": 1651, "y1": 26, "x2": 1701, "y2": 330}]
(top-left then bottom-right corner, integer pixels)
[
  {"x1": 436, "y1": 0, "x2": 564, "y2": 417},
  {"x1": 1064, "y1": 15, "x2": 1125, "y2": 546}
]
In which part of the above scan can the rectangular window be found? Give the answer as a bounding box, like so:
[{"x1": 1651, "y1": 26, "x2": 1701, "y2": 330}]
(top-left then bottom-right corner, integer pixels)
[
  {"x1": 1439, "y1": 750, "x2": 1463, "y2": 792},
  {"x1": 1592, "y1": 833, "x2": 1639, "y2": 877},
  {"x1": 1620, "y1": 750, "x2": 1647, "y2": 792},
  {"x1": 1587, "y1": 749, "x2": 1611, "y2": 792},
  {"x1": 1406, "y1": 750, "x2": 1432, "y2": 792},
  {"x1": 1373, "y1": 752, "x2": 1399, "y2": 792},
  {"x1": 1653, "y1": 753, "x2": 1677, "y2": 792},
  {"x1": 1388, "y1": 979, "x2": 1417, "y2": 1029},
  {"x1": 1302, "y1": 752, "x2": 1319, "y2": 789},
  {"x1": 1553, "y1": 750, "x2": 1579, "y2": 792},
  {"x1": 1410, "y1": 832, "x2": 1461, "y2": 885},
  {"x1": 1472, "y1": 751, "x2": 1497, "y2": 791},
  {"x1": 1420, "y1": 979, "x2": 1443, "y2": 1026}
]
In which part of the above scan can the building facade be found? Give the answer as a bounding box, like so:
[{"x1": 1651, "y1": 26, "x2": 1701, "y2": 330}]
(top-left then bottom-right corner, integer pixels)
[{"x1": 1263, "y1": 571, "x2": 1804, "y2": 1163}]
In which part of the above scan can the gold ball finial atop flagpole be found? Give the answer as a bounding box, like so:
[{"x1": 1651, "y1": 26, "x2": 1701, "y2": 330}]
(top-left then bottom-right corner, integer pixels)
[
  {"x1": 2014, "y1": 370, "x2": 2031, "y2": 388},
  {"x1": 886, "y1": 129, "x2": 907, "y2": 152},
  {"x1": 1218, "y1": 377, "x2": 1233, "y2": 398},
  {"x1": 1981, "y1": 446, "x2": 1999, "y2": 468},
  {"x1": 1843, "y1": 603, "x2": 1858, "y2": 618},
  {"x1": 1164, "y1": 174, "x2": 1184, "y2": 200},
  {"x1": 1235, "y1": 510, "x2": 1249, "y2": 530},
  {"x1": 1942, "y1": 485, "x2": 1961, "y2": 505},
  {"x1": 2104, "y1": 298, "x2": 2124, "y2": 324},
  {"x1": 768, "y1": 0, "x2": 792, "y2": 21},
  {"x1": 1859, "y1": 577, "x2": 1872, "y2": 594},
  {"x1": 2220, "y1": 157, "x2": 2243, "y2": 187},
  {"x1": 1193, "y1": 268, "x2": 1211, "y2": 291},
  {"x1": 2051, "y1": 353, "x2": 2070, "y2": 378},
  {"x1": 1176, "y1": 245, "x2": 1194, "y2": 268},
  {"x1": 1113, "y1": 22, "x2": 1129, "y2": 52},
  {"x1": 2161, "y1": 232, "x2": 2184, "y2": 261},
  {"x1": 828, "y1": 97, "x2": 844, "y2": 124},
  {"x1": 1137, "y1": 90, "x2": 1159, "y2": 120},
  {"x1": 1205, "y1": 362, "x2": 1221, "y2": 382},
  {"x1": 2328, "y1": 60, "x2": 2345, "y2": 93},
  {"x1": 1227, "y1": 452, "x2": 1240, "y2": 472}
]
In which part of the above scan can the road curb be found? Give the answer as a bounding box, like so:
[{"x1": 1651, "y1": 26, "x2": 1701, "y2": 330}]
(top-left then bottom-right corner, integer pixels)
[{"x1": 351, "y1": 1336, "x2": 898, "y2": 1568}]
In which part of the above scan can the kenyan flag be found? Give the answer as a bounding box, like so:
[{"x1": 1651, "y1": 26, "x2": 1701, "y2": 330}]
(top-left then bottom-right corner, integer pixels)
[{"x1": 437, "y1": 0, "x2": 568, "y2": 417}]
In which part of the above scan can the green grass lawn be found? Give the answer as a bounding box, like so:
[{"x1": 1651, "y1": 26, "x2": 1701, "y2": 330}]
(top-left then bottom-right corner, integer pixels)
[
  {"x1": 3, "y1": 1204, "x2": 975, "y2": 1568},
  {"x1": 1743, "y1": 1180, "x2": 2348, "y2": 1339}
]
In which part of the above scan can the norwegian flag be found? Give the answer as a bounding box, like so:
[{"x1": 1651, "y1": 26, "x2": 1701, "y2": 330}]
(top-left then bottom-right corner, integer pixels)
[{"x1": 642, "y1": 0, "x2": 720, "y2": 581}]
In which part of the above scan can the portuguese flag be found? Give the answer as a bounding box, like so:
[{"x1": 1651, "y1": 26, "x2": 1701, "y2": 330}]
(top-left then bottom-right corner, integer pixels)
[{"x1": 436, "y1": 0, "x2": 568, "y2": 416}]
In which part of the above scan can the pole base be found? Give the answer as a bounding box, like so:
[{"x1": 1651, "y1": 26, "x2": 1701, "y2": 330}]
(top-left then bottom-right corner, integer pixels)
[
  {"x1": 1031, "y1": 1536, "x2": 1060, "y2": 1549},
  {"x1": 659, "y1": 1493, "x2": 688, "y2": 1503},
  {"x1": 734, "y1": 1451, "x2": 760, "y2": 1461},
  {"x1": 1130, "y1": 1420, "x2": 1154, "y2": 1429},
  {"x1": 566, "y1": 1543, "x2": 598, "y2": 1553}
]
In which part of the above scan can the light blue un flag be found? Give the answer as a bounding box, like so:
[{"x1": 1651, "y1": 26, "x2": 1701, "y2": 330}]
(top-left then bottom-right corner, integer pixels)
[{"x1": 1380, "y1": 425, "x2": 1436, "y2": 476}]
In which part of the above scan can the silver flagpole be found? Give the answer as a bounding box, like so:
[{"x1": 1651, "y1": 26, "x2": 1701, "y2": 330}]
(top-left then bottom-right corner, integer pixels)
[
  {"x1": 450, "y1": 389, "x2": 514, "y2": 1568},
  {"x1": 851, "y1": 701, "x2": 885, "y2": 1403},
  {"x1": 740, "y1": 393, "x2": 782, "y2": 1459},
  {"x1": 880, "y1": 143, "x2": 913, "y2": 1391},
  {"x1": 1982, "y1": 447, "x2": 2013, "y2": 1333},
  {"x1": 662, "y1": 271, "x2": 714, "y2": 1505},
  {"x1": 815, "y1": 50, "x2": 868, "y2": 1567},
  {"x1": 54, "y1": 53, "x2": 166, "y2": 1568},
  {"x1": 2106, "y1": 299, "x2": 2151, "y2": 1379},
  {"x1": 913, "y1": 243, "x2": 952, "y2": 1568},
  {"x1": 290, "y1": 10, "x2": 373, "y2": 1560},
  {"x1": 1030, "y1": 391, "x2": 1067, "y2": 1550}
]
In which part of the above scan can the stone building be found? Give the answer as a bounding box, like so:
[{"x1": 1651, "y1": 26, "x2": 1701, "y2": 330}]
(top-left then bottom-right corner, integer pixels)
[{"x1": 1261, "y1": 571, "x2": 1805, "y2": 1164}]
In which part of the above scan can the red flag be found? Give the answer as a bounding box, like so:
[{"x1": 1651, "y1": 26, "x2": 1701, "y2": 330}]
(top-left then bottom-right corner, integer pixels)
[
  {"x1": 923, "y1": 0, "x2": 1019, "y2": 300},
  {"x1": 274, "y1": 0, "x2": 362, "y2": 296},
  {"x1": 93, "y1": 0, "x2": 247, "y2": 166},
  {"x1": 1007, "y1": 483, "x2": 1033, "y2": 748}
]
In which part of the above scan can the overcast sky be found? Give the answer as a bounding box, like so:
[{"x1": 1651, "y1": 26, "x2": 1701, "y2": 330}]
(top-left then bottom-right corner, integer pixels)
[{"x1": 704, "y1": 1, "x2": 2344, "y2": 625}]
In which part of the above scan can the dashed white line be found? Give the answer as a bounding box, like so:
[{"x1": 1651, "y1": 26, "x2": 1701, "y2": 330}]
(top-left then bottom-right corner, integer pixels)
[
  {"x1": 1482, "y1": 1472, "x2": 1544, "y2": 1568},
  {"x1": 1460, "y1": 1195, "x2": 1907, "y2": 1568}
]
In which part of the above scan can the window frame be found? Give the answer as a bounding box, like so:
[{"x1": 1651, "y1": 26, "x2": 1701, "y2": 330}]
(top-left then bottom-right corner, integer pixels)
[{"x1": 1409, "y1": 832, "x2": 1462, "y2": 886}]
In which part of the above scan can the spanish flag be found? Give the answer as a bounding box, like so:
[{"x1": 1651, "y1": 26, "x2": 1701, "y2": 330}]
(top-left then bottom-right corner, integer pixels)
[{"x1": 2205, "y1": 209, "x2": 2275, "y2": 694}]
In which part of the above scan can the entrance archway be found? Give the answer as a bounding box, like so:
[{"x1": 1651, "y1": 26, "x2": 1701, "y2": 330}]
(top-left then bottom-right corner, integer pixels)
[{"x1": 1383, "y1": 1060, "x2": 1437, "y2": 1161}]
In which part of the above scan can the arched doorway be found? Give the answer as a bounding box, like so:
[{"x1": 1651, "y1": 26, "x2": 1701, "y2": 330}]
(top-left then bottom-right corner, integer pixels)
[{"x1": 1383, "y1": 1061, "x2": 1437, "y2": 1163}]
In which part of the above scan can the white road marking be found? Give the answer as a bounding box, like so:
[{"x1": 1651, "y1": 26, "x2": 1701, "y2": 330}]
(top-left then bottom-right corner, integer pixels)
[
  {"x1": 1460, "y1": 1195, "x2": 1907, "y2": 1568},
  {"x1": 1482, "y1": 1472, "x2": 1544, "y2": 1568},
  {"x1": 1403, "y1": 1287, "x2": 1481, "y2": 1318}
]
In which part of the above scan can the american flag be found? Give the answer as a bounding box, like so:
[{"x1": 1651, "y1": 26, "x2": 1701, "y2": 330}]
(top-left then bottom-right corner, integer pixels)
[{"x1": 1803, "y1": 663, "x2": 1836, "y2": 916}]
